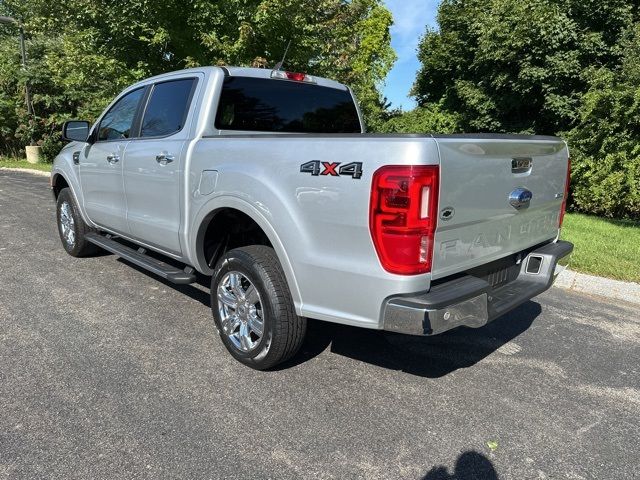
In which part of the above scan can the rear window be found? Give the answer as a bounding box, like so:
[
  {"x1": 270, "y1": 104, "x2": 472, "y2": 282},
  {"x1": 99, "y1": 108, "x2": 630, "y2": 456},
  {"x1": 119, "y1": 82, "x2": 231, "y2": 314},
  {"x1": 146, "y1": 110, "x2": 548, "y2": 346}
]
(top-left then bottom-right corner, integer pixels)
[{"x1": 215, "y1": 76, "x2": 361, "y2": 133}]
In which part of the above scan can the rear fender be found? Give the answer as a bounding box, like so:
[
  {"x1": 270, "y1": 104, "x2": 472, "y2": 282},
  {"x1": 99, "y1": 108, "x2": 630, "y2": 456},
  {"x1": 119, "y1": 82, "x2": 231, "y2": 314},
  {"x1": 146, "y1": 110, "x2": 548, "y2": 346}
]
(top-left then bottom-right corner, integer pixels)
[{"x1": 190, "y1": 196, "x2": 303, "y2": 312}]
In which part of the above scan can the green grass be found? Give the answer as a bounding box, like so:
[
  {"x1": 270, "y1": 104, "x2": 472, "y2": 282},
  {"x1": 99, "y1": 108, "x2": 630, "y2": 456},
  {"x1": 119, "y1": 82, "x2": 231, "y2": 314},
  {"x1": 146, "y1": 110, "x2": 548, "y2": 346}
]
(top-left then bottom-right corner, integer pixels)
[
  {"x1": 0, "y1": 157, "x2": 52, "y2": 173},
  {"x1": 561, "y1": 212, "x2": 640, "y2": 283}
]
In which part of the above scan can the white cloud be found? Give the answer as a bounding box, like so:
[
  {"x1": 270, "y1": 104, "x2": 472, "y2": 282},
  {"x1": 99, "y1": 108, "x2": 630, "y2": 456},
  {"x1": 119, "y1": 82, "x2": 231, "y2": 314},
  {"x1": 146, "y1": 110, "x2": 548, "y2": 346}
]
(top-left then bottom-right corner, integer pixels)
[
  {"x1": 382, "y1": 0, "x2": 440, "y2": 110},
  {"x1": 386, "y1": 0, "x2": 439, "y2": 63}
]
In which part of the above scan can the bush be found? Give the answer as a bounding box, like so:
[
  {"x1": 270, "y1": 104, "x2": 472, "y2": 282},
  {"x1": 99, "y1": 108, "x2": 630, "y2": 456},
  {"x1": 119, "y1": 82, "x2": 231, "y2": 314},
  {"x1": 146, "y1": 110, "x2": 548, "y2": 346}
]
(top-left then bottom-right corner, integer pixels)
[
  {"x1": 377, "y1": 104, "x2": 461, "y2": 134},
  {"x1": 566, "y1": 26, "x2": 640, "y2": 220}
]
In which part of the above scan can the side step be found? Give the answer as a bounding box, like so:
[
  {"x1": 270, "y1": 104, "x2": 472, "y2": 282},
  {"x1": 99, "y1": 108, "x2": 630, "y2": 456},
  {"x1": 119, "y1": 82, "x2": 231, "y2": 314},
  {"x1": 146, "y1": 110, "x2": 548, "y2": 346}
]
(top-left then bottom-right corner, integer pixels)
[{"x1": 85, "y1": 232, "x2": 196, "y2": 284}]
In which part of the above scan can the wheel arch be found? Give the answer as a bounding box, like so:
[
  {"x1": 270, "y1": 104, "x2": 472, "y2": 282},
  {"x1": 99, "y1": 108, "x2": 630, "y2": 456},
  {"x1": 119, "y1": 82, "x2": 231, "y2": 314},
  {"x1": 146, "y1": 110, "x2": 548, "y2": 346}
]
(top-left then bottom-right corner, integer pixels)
[
  {"x1": 51, "y1": 172, "x2": 70, "y2": 199},
  {"x1": 191, "y1": 197, "x2": 303, "y2": 311},
  {"x1": 50, "y1": 163, "x2": 95, "y2": 228}
]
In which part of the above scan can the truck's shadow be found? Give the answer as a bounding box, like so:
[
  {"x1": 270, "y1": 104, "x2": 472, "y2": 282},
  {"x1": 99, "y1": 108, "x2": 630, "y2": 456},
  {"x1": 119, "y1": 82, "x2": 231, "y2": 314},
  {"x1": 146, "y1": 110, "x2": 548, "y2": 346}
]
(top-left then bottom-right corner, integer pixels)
[
  {"x1": 282, "y1": 301, "x2": 541, "y2": 378},
  {"x1": 117, "y1": 257, "x2": 540, "y2": 378}
]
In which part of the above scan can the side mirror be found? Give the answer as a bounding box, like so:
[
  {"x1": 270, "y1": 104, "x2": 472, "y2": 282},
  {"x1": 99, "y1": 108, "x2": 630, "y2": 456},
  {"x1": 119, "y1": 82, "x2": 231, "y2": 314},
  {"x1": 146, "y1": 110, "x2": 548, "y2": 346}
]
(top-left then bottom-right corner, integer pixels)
[{"x1": 62, "y1": 120, "x2": 90, "y2": 142}]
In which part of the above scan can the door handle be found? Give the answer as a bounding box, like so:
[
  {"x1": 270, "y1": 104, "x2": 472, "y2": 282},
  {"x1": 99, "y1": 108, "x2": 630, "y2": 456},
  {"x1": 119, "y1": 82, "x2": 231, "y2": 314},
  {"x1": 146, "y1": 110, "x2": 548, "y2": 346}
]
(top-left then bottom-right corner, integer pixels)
[
  {"x1": 106, "y1": 154, "x2": 120, "y2": 164},
  {"x1": 156, "y1": 152, "x2": 174, "y2": 166}
]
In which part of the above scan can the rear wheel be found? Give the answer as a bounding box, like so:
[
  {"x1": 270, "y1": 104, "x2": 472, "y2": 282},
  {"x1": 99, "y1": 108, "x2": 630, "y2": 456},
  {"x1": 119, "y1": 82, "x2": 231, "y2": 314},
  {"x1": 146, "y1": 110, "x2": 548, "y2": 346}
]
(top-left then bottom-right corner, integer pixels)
[
  {"x1": 56, "y1": 188, "x2": 99, "y2": 257},
  {"x1": 211, "y1": 245, "x2": 306, "y2": 370}
]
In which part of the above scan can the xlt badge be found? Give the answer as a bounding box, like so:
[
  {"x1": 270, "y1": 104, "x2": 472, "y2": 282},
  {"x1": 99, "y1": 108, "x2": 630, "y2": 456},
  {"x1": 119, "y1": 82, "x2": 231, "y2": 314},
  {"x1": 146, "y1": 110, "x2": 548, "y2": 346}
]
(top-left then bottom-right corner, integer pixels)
[{"x1": 512, "y1": 157, "x2": 532, "y2": 173}]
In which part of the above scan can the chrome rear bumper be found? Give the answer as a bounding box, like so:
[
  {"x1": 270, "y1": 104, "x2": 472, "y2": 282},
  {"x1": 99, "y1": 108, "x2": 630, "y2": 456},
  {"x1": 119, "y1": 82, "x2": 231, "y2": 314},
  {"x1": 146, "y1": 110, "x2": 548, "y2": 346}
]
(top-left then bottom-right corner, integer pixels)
[{"x1": 382, "y1": 240, "x2": 574, "y2": 336}]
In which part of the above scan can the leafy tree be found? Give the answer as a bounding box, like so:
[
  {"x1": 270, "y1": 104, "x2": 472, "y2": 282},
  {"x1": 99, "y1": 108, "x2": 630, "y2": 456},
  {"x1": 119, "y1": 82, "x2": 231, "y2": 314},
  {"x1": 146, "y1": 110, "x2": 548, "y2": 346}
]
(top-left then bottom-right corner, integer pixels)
[
  {"x1": 566, "y1": 25, "x2": 640, "y2": 219},
  {"x1": 413, "y1": 0, "x2": 637, "y2": 134},
  {"x1": 0, "y1": 0, "x2": 395, "y2": 160},
  {"x1": 0, "y1": 31, "x2": 22, "y2": 156},
  {"x1": 377, "y1": 103, "x2": 461, "y2": 134}
]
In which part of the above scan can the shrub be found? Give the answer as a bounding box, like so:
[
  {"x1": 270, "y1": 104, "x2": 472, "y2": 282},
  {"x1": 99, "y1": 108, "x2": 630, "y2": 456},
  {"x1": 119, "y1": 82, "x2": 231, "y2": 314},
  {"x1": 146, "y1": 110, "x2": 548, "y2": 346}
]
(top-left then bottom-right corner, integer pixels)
[
  {"x1": 377, "y1": 104, "x2": 461, "y2": 134},
  {"x1": 566, "y1": 26, "x2": 640, "y2": 219}
]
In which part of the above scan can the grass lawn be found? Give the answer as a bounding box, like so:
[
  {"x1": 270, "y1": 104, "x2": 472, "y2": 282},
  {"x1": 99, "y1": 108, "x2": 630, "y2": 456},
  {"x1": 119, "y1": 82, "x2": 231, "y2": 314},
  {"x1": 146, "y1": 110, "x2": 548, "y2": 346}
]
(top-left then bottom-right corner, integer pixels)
[
  {"x1": 561, "y1": 212, "x2": 640, "y2": 283},
  {"x1": 0, "y1": 157, "x2": 52, "y2": 173}
]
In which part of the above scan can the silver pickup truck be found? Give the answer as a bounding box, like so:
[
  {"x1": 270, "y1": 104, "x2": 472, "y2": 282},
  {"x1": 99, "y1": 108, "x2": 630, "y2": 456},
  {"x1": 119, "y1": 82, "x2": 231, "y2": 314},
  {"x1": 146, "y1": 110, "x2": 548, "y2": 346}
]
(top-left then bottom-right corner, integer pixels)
[{"x1": 52, "y1": 66, "x2": 573, "y2": 369}]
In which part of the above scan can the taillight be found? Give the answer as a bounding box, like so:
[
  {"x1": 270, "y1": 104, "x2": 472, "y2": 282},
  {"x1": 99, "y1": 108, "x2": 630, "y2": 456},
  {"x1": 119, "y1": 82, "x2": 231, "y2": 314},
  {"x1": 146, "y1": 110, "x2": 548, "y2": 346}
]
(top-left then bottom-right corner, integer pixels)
[
  {"x1": 369, "y1": 165, "x2": 439, "y2": 275},
  {"x1": 559, "y1": 157, "x2": 571, "y2": 228}
]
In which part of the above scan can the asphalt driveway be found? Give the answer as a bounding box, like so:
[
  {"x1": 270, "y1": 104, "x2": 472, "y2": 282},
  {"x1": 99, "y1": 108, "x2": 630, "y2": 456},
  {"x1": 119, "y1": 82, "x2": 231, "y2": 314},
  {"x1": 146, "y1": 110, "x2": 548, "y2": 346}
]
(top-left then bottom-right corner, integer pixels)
[{"x1": 1, "y1": 170, "x2": 638, "y2": 479}]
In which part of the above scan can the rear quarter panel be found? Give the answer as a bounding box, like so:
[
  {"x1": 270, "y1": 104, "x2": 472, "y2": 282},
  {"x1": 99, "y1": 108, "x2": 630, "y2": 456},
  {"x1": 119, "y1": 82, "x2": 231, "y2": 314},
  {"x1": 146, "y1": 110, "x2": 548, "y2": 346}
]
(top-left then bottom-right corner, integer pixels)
[{"x1": 188, "y1": 135, "x2": 440, "y2": 328}]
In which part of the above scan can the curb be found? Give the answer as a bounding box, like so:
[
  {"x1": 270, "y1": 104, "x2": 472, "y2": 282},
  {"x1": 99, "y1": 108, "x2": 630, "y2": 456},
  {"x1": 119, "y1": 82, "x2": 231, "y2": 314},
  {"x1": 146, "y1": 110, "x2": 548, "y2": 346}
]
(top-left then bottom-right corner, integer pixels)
[
  {"x1": 0, "y1": 167, "x2": 51, "y2": 177},
  {"x1": 554, "y1": 269, "x2": 640, "y2": 306}
]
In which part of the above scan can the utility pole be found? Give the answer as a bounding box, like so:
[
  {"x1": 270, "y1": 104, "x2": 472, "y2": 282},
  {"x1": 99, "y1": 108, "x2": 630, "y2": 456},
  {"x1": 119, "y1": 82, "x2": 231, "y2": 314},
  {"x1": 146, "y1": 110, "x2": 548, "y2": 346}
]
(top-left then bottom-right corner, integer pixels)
[{"x1": 0, "y1": 16, "x2": 34, "y2": 116}]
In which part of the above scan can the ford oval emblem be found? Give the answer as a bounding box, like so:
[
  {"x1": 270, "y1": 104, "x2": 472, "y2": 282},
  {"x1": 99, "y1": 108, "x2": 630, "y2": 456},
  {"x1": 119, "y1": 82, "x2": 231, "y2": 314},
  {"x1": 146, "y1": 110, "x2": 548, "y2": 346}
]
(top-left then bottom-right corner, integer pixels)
[{"x1": 509, "y1": 187, "x2": 533, "y2": 209}]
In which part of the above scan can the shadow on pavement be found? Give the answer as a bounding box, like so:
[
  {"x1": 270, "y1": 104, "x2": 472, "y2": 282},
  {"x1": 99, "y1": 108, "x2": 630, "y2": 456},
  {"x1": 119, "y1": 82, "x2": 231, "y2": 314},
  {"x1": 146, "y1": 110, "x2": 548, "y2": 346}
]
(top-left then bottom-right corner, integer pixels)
[
  {"x1": 422, "y1": 451, "x2": 499, "y2": 479},
  {"x1": 117, "y1": 258, "x2": 212, "y2": 307},
  {"x1": 115, "y1": 253, "x2": 540, "y2": 378},
  {"x1": 281, "y1": 300, "x2": 541, "y2": 378}
]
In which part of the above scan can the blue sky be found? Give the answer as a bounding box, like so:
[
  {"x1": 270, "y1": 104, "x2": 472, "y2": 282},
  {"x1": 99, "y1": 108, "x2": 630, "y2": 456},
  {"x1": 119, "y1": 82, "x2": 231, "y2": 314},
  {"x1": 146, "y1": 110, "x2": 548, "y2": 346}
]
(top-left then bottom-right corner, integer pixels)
[{"x1": 383, "y1": 0, "x2": 439, "y2": 111}]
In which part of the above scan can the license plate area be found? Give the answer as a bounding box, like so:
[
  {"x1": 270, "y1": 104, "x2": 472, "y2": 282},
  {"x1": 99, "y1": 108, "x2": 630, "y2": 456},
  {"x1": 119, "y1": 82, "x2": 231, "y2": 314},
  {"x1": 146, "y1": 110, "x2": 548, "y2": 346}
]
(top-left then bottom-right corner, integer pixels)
[{"x1": 466, "y1": 254, "x2": 521, "y2": 288}]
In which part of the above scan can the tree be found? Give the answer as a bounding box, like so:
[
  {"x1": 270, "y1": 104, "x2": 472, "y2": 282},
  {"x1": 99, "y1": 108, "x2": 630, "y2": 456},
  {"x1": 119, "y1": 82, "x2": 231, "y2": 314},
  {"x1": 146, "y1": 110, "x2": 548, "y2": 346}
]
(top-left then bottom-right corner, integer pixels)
[
  {"x1": 377, "y1": 103, "x2": 460, "y2": 134},
  {"x1": 566, "y1": 24, "x2": 640, "y2": 219},
  {"x1": 0, "y1": 0, "x2": 395, "y2": 160},
  {"x1": 0, "y1": 29, "x2": 22, "y2": 156},
  {"x1": 413, "y1": 0, "x2": 637, "y2": 134}
]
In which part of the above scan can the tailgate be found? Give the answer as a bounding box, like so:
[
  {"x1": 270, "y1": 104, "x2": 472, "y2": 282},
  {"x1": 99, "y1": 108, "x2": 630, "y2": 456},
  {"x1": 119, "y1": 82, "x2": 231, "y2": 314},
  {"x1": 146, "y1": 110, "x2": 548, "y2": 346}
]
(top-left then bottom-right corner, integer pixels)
[{"x1": 431, "y1": 135, "x2": 568, "y2": 279}]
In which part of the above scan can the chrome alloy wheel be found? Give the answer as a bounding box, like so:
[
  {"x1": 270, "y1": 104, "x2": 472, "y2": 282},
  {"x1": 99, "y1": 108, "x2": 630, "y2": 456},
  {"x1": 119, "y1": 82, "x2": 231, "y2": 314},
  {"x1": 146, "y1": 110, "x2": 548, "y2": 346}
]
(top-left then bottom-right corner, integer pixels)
[
  {"x1": 59, "y1": 201, "x2": 76, "y2": 247},
  {"x1": 217, "y1": 271, "x2": 264, "y2": 352}
]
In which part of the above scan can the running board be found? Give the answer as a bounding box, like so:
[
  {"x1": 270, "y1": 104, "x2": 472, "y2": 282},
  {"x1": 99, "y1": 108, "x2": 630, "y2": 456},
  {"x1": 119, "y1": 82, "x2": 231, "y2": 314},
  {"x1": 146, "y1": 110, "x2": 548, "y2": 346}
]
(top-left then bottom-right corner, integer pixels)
[{"x1": 85, "y1": 233, "x2": 196, "y2": 284}]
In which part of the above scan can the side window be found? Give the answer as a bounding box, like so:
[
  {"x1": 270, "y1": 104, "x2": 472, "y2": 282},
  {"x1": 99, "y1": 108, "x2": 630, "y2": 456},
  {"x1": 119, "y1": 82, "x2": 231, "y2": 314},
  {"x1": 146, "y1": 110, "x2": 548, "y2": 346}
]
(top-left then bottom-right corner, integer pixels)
[
  {"x1": 141, "y1": 78, "x2": 196, "y2": 138},
  {"x1": 97, "y1": 88, "x2": 144, "y2": 141}
]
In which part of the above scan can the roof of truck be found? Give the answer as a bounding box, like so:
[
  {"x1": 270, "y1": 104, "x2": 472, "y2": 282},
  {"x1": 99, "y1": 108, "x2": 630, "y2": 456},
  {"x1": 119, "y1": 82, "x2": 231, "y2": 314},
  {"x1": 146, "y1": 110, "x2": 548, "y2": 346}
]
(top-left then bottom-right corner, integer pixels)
[{"x1": 131, "y1": 66, "x2": 350, "y2": 91}]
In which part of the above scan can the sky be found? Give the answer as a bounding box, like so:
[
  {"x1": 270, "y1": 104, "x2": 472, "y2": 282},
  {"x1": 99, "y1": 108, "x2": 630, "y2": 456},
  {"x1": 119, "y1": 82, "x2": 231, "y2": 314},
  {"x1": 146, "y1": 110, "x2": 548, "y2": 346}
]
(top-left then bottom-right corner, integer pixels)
[{"x1": 383, "y1": 0, "x2": 440, "y2": 111}]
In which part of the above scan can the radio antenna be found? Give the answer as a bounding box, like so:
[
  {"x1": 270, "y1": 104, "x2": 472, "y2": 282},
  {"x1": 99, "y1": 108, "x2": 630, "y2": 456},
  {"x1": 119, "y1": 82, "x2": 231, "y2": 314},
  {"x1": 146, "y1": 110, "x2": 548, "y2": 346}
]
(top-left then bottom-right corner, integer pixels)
[{"x1": 273, "y1": 39, "x2": 292, "y2": 72}]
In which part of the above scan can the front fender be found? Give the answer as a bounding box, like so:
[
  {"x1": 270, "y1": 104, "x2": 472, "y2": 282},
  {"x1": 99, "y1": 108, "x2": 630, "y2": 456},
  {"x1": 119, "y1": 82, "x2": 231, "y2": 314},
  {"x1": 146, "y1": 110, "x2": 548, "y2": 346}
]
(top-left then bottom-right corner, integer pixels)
[{"x1": 51, "y1": 144, "x2": 94, "y2": 227}]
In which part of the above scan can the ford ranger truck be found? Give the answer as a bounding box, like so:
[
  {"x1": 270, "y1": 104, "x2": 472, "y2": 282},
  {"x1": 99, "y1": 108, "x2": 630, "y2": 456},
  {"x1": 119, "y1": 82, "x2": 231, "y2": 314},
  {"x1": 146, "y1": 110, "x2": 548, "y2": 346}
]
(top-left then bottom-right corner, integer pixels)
[{"x1": 52, "y1": 66, "x2": 573, "y2": 369}]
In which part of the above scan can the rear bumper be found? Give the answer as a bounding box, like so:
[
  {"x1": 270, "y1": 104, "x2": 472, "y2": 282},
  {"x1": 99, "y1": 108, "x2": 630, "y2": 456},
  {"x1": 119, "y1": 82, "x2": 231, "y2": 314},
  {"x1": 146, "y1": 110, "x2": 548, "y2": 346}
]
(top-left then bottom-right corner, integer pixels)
[{"x1": 382, "y1": 240, "x2": 573, "y2": 336}]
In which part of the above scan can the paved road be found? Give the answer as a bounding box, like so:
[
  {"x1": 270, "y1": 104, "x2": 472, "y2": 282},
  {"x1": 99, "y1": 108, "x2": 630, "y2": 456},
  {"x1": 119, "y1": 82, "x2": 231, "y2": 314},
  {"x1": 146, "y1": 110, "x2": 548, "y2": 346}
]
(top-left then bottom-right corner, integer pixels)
[{"x1": 1, "y1": 170, "x2": 638, "y2": 479}]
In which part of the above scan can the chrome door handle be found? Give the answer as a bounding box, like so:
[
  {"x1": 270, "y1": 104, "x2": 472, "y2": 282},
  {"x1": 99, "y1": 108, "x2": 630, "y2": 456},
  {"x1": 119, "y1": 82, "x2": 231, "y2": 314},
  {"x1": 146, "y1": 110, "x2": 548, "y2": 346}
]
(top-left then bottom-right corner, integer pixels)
[
  {"x1": 106, "y1": 154, "x2": 120, "y2": 164},
  {"x1": 156, "y1": 152, "x2": 174, "y2": 166}
]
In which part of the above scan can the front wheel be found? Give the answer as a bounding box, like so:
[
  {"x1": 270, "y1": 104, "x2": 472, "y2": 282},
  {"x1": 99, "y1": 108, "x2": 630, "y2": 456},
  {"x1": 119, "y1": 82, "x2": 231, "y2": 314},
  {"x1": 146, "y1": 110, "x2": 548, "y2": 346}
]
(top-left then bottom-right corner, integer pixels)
[
  {"x1": 56, "y1": 187, "x2": 99, "y2": 257},
  {"x1": 211, "y1": 245, "x2": 306, "y2": 370}
]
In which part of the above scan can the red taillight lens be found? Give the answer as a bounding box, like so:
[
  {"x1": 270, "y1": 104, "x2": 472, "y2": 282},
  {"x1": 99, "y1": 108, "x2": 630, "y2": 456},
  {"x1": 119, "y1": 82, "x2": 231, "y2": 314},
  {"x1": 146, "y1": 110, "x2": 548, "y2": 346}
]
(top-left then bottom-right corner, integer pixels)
[
  {"x1": 559, "y1": 157, "x2": 571, "y2": 228},
  {"x1": 370, "y1": 165, "x2": 439, "y2": 275}
]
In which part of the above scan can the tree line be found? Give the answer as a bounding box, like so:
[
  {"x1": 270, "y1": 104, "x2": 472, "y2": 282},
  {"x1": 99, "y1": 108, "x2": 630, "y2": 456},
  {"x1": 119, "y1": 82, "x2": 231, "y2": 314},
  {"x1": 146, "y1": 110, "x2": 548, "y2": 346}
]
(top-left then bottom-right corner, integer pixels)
[
  {"x1": 0, "y1": 0, "x2": 395, "y2": 158},
  {"x1": 1, "y1": 0, "x2": 638, "y2": 218}
]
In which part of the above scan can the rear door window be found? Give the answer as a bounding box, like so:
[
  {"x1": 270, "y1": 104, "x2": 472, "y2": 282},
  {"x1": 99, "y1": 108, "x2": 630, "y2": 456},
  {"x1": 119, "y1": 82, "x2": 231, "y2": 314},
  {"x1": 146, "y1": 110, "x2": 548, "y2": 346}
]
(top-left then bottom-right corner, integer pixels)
[
  {"x1": 141, "y1": 78, "x2": 196, "y2": 137},
  {"x1": 215, "y1": 76, "x2": 361, "y2": 133}
]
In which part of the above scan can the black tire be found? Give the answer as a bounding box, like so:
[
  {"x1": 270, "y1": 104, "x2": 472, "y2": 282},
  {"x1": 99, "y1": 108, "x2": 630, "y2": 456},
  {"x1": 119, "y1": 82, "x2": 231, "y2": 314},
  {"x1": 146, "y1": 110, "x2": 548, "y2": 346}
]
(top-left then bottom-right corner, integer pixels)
[
  {"x1": 210, "y1": 245, "x2": 306, "y2": 370},
  {"x1": 56, "y1": 187, "x2": 99, "y2": 257}
]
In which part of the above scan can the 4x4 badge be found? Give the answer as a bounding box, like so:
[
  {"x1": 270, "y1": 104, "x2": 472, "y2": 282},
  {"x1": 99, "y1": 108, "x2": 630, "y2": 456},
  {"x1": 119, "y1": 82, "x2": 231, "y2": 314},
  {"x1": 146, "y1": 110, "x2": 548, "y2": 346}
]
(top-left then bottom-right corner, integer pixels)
[{"x1": 300, "y1": 160, "x2": 363, "y2": 179}]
